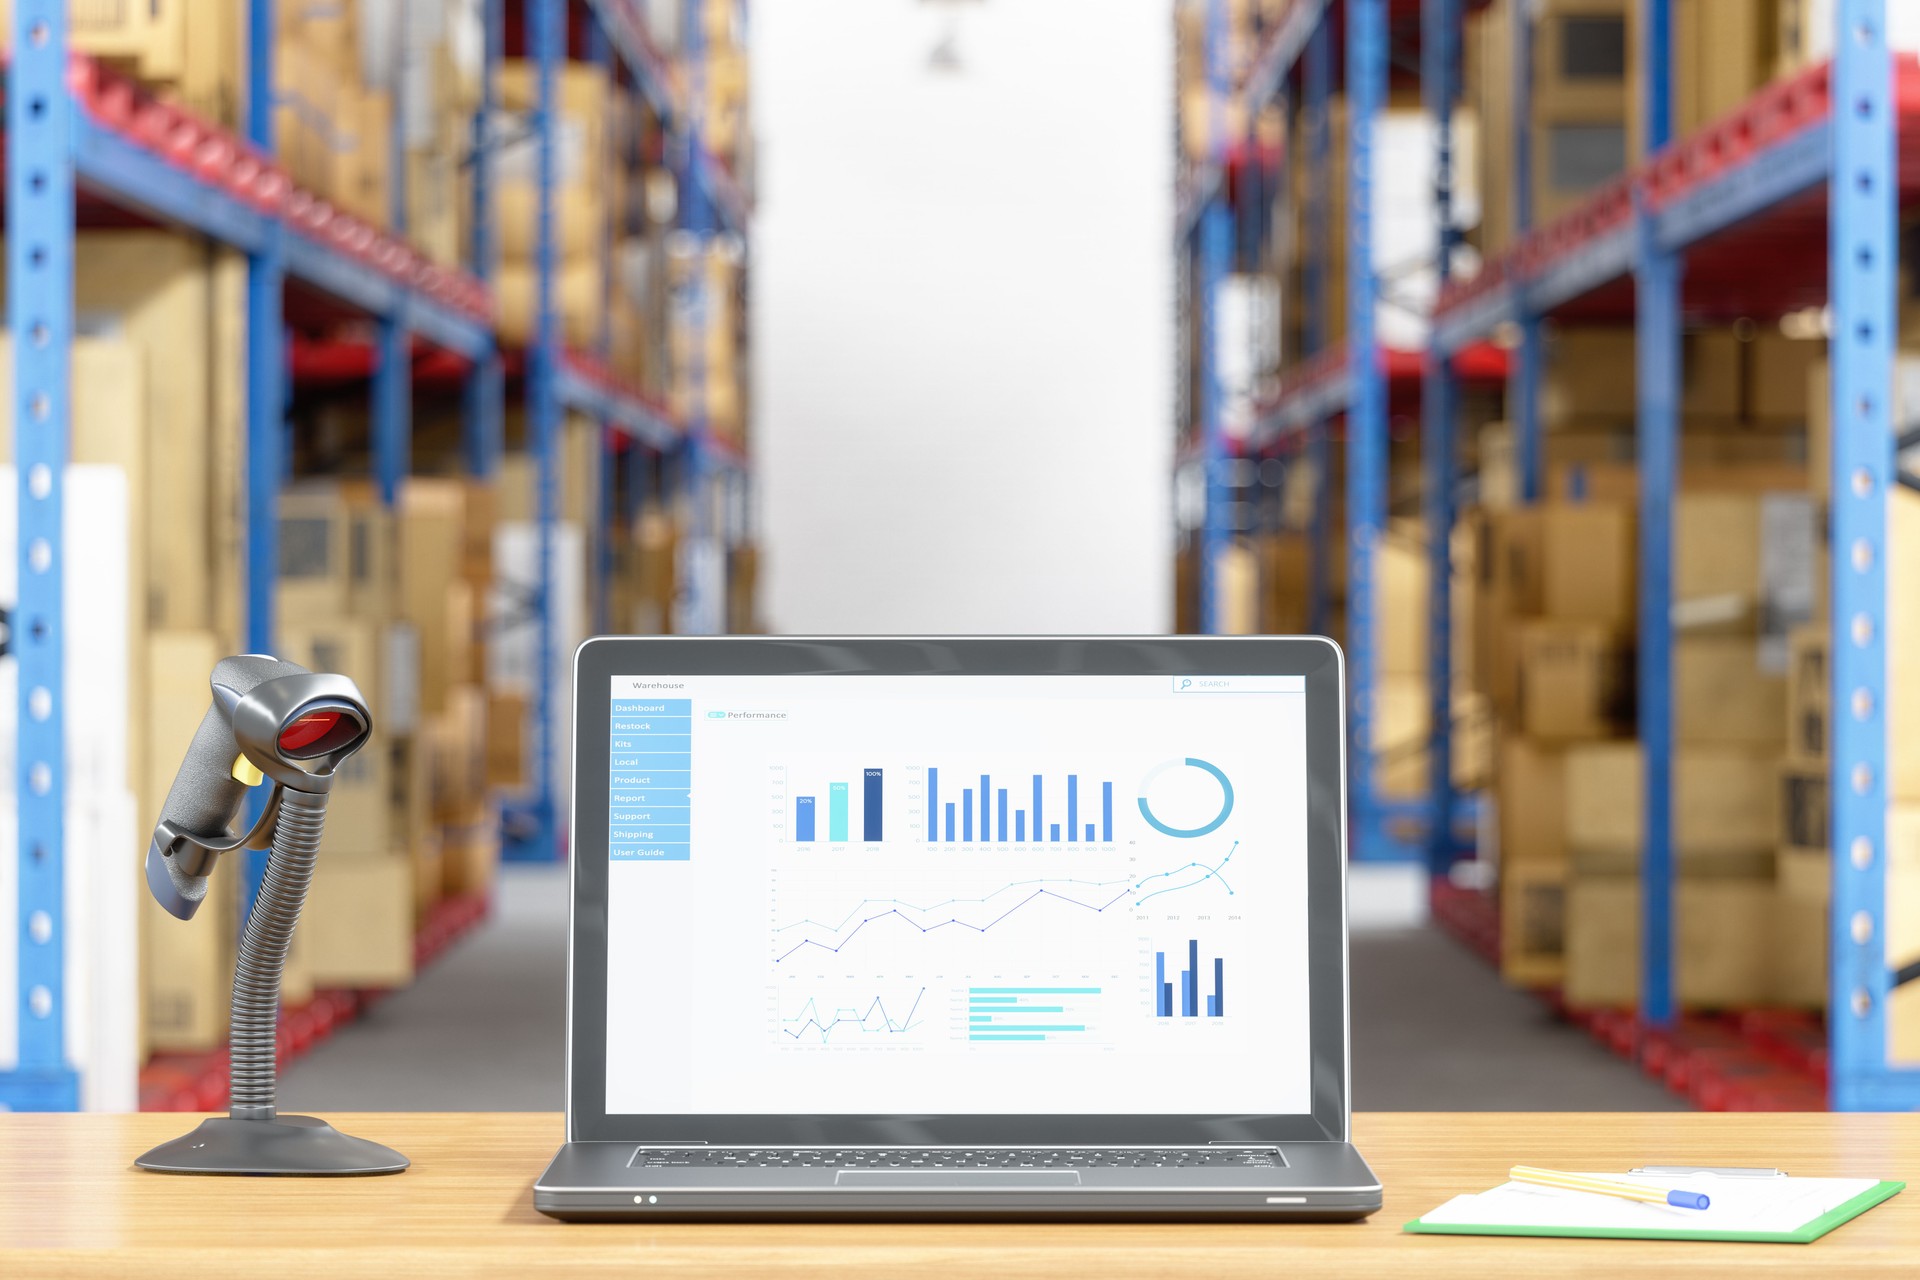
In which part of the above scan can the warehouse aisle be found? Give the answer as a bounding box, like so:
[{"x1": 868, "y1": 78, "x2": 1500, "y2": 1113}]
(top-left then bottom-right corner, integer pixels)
[
  {"x1": 1349, "y1": 925, "x2": 1683, "y2": 1111},
  {"x1": 278, "y1": 865, "x2": 1680, "y2": 1112},
  {"x1": 278, "y1": 866, "x2": 569, "y2": 1113}
]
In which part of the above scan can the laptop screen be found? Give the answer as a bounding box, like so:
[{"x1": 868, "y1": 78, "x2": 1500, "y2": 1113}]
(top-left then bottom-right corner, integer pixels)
[{"x1": 602, "y1": 672, "x2": 1314, "y2": 1117}]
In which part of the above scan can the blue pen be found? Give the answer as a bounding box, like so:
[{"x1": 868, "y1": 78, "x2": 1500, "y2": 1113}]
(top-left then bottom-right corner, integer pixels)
[{"x1": 1510, "y1": 1165, "x2": 1711, "y2": 1211}]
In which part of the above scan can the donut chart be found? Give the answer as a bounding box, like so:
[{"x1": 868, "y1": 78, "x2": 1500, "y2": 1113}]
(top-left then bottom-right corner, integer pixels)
[{"x1": 1136, "y1": 757, "x2": 1235, "y2": 839}]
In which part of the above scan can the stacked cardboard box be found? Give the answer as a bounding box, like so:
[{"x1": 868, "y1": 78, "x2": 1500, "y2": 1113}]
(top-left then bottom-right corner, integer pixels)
[
  {"x1": 263, "y1": 2, "x2": 483, "y2": 254},
  {"x1": 1476, "y1": 453, "x2": 1815, "y2": 1002},
  {"x1": 0, "y1": 1, "x2": 245, "y2": 129},
  {"x1": 1174, "y1": 0, "x2": 1287, "y2": 166},
  {"x1": 495, "y1": 62, "x2": 612, "y2": 347},
  {"x1": 1470, "y1": 0, "x2": 1638, "y2": 256},
  {"x1": 271, "y1": 474, "x2": 507, "y2": 990},
  {"x1": 668, "y1": 234, "x2": 749, "y2": 446}
]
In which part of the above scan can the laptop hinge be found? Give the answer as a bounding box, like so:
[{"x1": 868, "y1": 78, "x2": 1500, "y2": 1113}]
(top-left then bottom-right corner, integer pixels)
[
  {"x1": 1208, "y1": 1140, "x2": 1277, "y2": 1146},
  {"x1": 633, "y1": 1140, "x2": 709, "y2": 1146}
]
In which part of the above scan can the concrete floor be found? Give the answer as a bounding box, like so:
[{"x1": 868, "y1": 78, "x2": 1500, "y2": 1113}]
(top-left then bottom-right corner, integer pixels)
[{"x1": 280, "y1": 865, "x2": 1683, "y2": 1113}]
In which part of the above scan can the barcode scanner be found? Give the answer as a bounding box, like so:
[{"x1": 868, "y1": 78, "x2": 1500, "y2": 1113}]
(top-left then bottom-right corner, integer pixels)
[{"x1": 136, "y1": 654, "x2": 408, "y2": 1176}]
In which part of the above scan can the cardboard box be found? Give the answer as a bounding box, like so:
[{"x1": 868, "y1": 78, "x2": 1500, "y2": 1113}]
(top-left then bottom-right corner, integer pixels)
[
  {"x1": 1674, "y1": 491, "x2": 1818, "y2": 663},
  {"x1": 1533, "y1": 110, "x2": 1630, "y2": 228},
  {"x1": 1541, "y1": 502, "x2": 1635, "y2": 628},
  {"x1": 58, "y1": 234, "x2": 225, "y2": 632},
  {"x1": 1453, "y1": 689, "x2": 1497, "y2": 791},
  {"x1": 2, "y1": 0, "x2": 189, "y2": 84},
  {"x1": 485, "y1": 690, "x2": 529, "y2": 788},
  {"x1": 1772, "y1": 878, "x2": 1829, "y2": 1008},
  {"x1": 412, "y1": 829, "x2": 446, "y2": 921},
  {"x1": 400, "y1": 479, "x2": 470, "y2": 715},
  {"x1": 1564, "y1": 742, "x2": 1778, "y2": 860},
  {"x1": 1471, "y1": 506, "x2": 1547, "y2": 720},
  {"x1": 442, "y1": 810, "x2": 502, "y2": 898},
  {"x1": 1544, "y1": 328, "x2": 1637, "y2": 424},
  {"x1": 1778, "y1": 762, "x2": 1826, "y2": 853},
  {"x1": 1785, "y1": 624, "x2": 1828, "y2": 767},
  {"x1": 278, "y1": 482, "x2": 395, "y2": 627},
  {"x1": 1677, "y1": 0, "x2": 1775, "y2": 134},
  {"x1": 1748, "y1": 332, "x2": 1824, "y2": 424},
  {"x1": 1378, "y1": 528, "x2": 1429, "y2": 677},
  {"x1": 1532, "y1": 0, "x2": 1631, "y2": 118},
  {"x1": 302, "y1": 855, "x2": 415, "y2": 988},
  {"x1": 1675, "y1": 633, "x2": 1787, "y2": 748},
  {"x1": 432, "y1": 684, "x2": 491, "y2": 825},
  {"x1": 494, "y1": 258, "x2": 607, "y2": 349},
  {"x1": 1565, "y1": 873, "x2": 1778, "y2": 1008},
  {"x1": 1497, "y1": 736, "x2": 1569, "y2": 865},
  {"x1": 390, "y1": 734, "x2": 435, "y2": 858},
  {"x1": 1373, "y1": 676, "x2": 1431, "y2": 800},
  {"x1": 1516, "y1": 620, "x2": 1631, "y2": 741},
  {"x1": 1682, "y1": 328, "x2": 1745, "y2": 420},
  {"x1": 1501, "y1": 859, "x2": 1568, "y2": 987}
]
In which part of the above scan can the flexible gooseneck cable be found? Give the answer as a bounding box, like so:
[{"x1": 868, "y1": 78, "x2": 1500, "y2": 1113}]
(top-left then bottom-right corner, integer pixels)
[{"x1": 227, "y1": 788, "x2": 328, "y2": 1121}]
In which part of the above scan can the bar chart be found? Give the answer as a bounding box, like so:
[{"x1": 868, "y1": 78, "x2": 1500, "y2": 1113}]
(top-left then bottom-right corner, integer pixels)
[
  {"x1": 926, "y1": 768, "x2": 1115, "y2": 845},
  {"x1": 1154, "y1": 939, "x2": 1226, "y2": 1018},
  {"x1": 788, "y1": 767, "x2": 885, "y2": 844},
  {"x1": 967, "y1": 986, "x2": 1101, "y2": 1042}
]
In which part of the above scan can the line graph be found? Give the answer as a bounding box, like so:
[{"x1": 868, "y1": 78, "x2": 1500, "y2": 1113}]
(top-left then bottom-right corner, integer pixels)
[
  {"x1": 1129, "y1": 840, "x2": 1238, "y2": 907},
  {"x1": 771, "y1": 837, "x2": 1244, "y2": 963},
  {"x1": 772, "y1": 877, "x2": 1134, "y2": 963},
  {"x1": 780, "y1": 988, "x2": 928, "y2": 1044}
]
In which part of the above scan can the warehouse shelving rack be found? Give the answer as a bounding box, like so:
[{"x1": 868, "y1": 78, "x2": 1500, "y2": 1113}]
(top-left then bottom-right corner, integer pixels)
[
  {"x1": 504, "y1": 0, "x2": 751, "y2": 864},
  {"x1": 1, "y1": 0, "x2": 748, "y2": 1108},
  {"x1": 1177, "y1": 0, "x2": 1487, "y2": 866},
  {"x1": 1426, "y1": 0, "x2": 1920, "y2": 1111}
]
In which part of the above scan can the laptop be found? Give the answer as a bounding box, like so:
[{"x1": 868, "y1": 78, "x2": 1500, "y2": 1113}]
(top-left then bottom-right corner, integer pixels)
[{"x1": 535, "y1": 636, "x2": 1381, "y2": 1221}]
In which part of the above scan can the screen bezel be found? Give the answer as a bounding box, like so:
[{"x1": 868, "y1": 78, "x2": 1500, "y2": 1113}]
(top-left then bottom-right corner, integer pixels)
[{"x1": 567, "y1": 636, "x2": 1350, "y2": 1145}]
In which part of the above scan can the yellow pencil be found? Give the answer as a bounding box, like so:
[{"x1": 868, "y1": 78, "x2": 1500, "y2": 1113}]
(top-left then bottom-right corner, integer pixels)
[{"x1": 1510, "y1": 1165, "x2": 1711, "y2": 1211}]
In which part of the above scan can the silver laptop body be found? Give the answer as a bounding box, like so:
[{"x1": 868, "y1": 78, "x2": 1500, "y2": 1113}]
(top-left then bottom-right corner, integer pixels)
[{"x1": 536, "y1": 637, "x2": 1381, "y2": 1221}]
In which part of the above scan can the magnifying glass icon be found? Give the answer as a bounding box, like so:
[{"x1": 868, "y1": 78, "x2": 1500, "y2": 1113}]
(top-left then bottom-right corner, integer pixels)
[{"x1": 1179, "y1": 678, "x2": 1192, "y2": 691}]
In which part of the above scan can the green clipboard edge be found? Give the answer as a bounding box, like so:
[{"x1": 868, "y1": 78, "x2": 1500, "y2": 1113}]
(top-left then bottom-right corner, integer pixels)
[{"x1": 1403, "y1": 1179, "x2": 1904, "y2": 1244}]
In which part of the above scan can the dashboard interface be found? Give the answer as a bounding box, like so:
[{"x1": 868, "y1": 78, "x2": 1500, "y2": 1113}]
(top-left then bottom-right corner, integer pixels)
[{"x1": 602, "y1": 674, "x2": 1313, "y2": 1116}]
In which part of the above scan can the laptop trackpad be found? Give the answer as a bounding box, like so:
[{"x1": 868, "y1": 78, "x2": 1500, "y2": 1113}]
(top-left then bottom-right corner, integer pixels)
[{"x1": 835, "y1": 1170, "x2": 1082, "y2": 1188}]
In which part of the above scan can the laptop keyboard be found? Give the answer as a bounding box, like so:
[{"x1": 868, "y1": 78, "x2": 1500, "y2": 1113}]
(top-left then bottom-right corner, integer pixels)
[{"x1": 634, "y1": 1147, "x2": 1281, "y2": 1169}]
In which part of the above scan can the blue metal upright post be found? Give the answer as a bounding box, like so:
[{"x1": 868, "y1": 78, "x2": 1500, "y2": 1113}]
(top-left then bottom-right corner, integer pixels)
[
  {"x1": 1634, "y1": 0, "x2": 1679, "y2": 1030},
  {"x1": 1346, "y1": 0, "x2": 1387, "y2": 861},
  {"x1": 373, "y1": 7, "x2": 414, "y2": 508},
  {"x1": 677, "y1": 0, "x2": 722, "y2": 636},
  {"x1": 464, "y1": 0, "x2": 505, "y2": 479},
  {"x1": 507, "y1": 0, "x2": 564, "y2": 861},
  {"x1": 1421, "y1": 0, "x2": 1461, "y2": 875},
  {"x1": 241, "y1": 0, "x2": 289, "y2": 914},
  {"x1": 1829, "y1": 0, "x2": 1908, "y2": 1110},
  {"x1": 1303, "y1": 17, "x2": 1332, "y2": 637},
  {"x1": 589, "y1": 16, "x2": 615, "y2": 637},
  {"x1": 1194, "y1": 0, "x2": 1230, "y2": 634},
  {"x1": 1509, "y1": 0, "x2": 1543, "y2": 501},
  {"x1": 3, "y1": 0, "x2": 80, "y2": 1111}
]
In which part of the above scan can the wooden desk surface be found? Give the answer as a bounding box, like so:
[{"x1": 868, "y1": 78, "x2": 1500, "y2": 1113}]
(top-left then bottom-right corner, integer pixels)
[{"x1": 1, "y1": 1111, "x2": 1914, "y2": 1276}]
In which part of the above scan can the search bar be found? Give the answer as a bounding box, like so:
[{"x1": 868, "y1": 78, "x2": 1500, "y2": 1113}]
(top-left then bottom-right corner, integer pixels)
[{"x1": 1172, "y1": 675, "x2": 1304, "y2": 694}]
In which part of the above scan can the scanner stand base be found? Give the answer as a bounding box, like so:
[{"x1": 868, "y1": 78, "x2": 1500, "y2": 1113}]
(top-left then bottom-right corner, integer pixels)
[{"x1": 135, "y1": 1114, "x2": 409, "y2": 1176}]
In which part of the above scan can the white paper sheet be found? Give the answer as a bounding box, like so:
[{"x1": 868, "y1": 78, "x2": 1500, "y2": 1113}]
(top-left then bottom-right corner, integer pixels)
[{"x1": 1419, "y1": 1172, "x2": 1881, "y2": 1234}]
